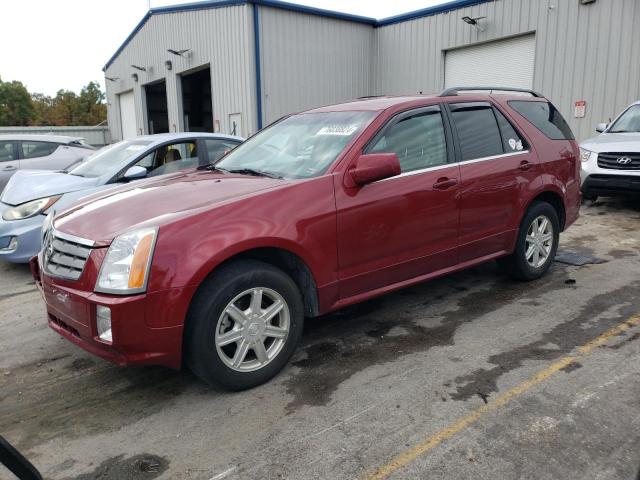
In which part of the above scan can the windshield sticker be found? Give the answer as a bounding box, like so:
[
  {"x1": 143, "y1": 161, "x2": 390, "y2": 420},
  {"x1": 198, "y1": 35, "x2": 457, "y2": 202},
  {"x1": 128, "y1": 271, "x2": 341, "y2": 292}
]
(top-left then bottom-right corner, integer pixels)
[
  {"x1": 508, "y1": 138, "x2": 517, "y2": 150},
  {"x1": 317, "y1": 125, "x2": 359, "y2": 136},
  {"x1": 516, "y1": 140, "x2": 523, "y2": 150}
]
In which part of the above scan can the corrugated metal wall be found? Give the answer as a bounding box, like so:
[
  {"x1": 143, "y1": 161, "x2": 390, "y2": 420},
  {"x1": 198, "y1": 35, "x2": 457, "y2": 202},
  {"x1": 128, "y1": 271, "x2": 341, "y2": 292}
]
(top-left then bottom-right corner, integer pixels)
[
  {"x1": 257, "y1": 5, "x2": 375, "y2": 124},
  {"x1": 374, "y1": 0, "x2": 640, "y2": 141},
  {"x1": 104, "y1": 4, "x2": 256, "y2": 141}
]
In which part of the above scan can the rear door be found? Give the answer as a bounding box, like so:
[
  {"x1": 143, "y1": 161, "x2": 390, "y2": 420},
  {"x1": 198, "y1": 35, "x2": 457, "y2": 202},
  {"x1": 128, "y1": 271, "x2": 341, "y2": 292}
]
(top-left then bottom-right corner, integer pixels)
[
  {"x1": 335, "y1": 105, "x2": 460, "y2": 298},
  {"x1": 447, "y1": 101, "x2": 538, "y2": 262},
  {"x1": 0, "y1": 140, "x2": 19, "y2": 192}
]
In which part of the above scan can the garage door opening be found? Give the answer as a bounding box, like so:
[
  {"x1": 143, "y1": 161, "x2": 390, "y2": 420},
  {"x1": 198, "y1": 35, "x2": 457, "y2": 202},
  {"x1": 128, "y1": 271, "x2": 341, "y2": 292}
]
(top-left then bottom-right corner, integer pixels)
[
  {"x1": 118, "y1": 90, "x2": 136, "y2": 140},
  {"x1": 445, "y1": 34, "x2": 536, "y2": 90},
  {"x1": 144, "y1": 80, "x2": 169, "y2": 134},
  {"x1": 181, "y1": 67, "x2": 213, "y2": 132}
]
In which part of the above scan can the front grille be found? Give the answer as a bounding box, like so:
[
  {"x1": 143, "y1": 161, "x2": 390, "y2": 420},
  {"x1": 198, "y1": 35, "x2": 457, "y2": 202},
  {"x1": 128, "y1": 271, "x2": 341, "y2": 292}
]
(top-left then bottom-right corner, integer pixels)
[
  {"x1": 597, "y1": 152, "x2": 640, "y2": 170},
  {"x1": 42, "y1": 229, "x2": 94, "y2": 280}
]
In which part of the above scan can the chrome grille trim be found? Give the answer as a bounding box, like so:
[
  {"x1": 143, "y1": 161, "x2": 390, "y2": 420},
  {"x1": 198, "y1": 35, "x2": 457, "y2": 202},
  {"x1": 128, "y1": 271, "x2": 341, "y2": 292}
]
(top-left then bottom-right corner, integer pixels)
[
  {"x1": 597, "y1": 152, "x2": 640, "y2": 170},
  {"x1": 42, "y1": 229, "x2": 94, "y2": 281}
]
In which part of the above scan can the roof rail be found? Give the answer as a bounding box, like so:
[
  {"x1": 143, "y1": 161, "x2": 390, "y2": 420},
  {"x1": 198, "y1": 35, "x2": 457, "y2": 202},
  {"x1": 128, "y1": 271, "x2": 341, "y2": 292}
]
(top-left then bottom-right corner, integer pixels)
[{"x1": 439, "y1": 86, "x2": 543, "y2": 98}]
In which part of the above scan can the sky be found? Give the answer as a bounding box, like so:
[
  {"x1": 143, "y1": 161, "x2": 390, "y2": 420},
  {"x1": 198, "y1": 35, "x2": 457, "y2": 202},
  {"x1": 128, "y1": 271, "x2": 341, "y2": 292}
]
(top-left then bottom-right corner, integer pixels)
[{"x1": 0, "y1": 0, "x2": 443, "y2": 97}]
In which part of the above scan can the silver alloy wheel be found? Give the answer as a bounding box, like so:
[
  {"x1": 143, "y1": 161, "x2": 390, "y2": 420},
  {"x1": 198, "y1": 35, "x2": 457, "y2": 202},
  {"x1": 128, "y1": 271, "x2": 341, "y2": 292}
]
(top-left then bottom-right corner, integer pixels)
[
  {"x1": 215, "y1": 287, "x2": 290, "y2": 372},
  {"x1": 525, "y1": 215, "x2": 554, "y2": 268}
]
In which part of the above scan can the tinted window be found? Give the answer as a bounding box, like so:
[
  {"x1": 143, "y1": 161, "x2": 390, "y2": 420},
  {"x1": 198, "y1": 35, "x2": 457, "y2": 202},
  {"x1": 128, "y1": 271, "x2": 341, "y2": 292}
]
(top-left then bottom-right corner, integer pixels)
[
  {"x1": 21, "y1": 141, "x2": 59, "y2": 159},
  {"x1": 0, "y1": 141, "x2": 16, "y2": 162},
  {"x1": 205, "y1": 139, "x2": 240, "y2": 163},
  {"x1": 493, "y1": 108, "x2": 528, "y2": 152},
  {"x1": 450, "y1": 103, "x2": 503, "y2": 161},
  {"x1": 368, "y1": 110, "x2": 447, "y2": 173},
  {"x1": 508, "y1": 101, "x2": 574, "y2": 140}
]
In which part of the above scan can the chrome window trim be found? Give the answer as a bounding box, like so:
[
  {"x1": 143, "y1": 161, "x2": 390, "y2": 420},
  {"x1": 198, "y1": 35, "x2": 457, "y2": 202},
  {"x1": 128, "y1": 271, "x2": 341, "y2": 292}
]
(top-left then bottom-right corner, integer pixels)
[
  {"x1": 374, "y1": 150, "x2": 530, "y2": 184},
  {"x1": 52, "y1": 228, "x2": 96, "y2": 247}
]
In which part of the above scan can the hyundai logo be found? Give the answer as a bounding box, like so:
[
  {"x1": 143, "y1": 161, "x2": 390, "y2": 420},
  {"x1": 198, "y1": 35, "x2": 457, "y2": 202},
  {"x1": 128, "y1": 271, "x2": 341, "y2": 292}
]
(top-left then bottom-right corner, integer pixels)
[{"x1": 617, "y1": 157, "x2": 632, "y2": 165}]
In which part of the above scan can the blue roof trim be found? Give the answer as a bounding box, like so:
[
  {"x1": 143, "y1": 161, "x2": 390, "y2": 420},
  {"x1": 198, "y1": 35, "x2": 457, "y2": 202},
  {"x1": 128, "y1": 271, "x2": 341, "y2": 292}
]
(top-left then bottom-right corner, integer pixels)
[
  {"x1": 376, "y1": 0, "x2": 493, "y2": 26},
  {"x1": 103, "y1": 0, "x2": 495, "y2": 71}
]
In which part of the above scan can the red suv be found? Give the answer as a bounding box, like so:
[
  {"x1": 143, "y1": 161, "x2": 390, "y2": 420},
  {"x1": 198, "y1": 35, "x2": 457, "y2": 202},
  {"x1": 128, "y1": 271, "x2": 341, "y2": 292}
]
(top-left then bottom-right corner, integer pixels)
[{"x1": 32, "y1": 87, "x2": 581, "y2": 390}]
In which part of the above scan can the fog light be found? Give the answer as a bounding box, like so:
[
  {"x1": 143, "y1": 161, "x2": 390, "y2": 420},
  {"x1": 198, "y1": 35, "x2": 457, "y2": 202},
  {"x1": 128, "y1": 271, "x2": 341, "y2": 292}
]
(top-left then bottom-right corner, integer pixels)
[
  {"x1": 0, "y1": 237, "x2": 18, "y2": 253},
  {"x1": 96, "y1": 305, "x2": 112, "y2": 342}
]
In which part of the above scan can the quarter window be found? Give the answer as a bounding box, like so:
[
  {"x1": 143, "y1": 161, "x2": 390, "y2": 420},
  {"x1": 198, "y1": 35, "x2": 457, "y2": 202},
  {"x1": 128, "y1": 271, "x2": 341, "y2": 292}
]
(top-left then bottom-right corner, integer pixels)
[
  {"x1": 20, "y1": 141, "x2": 59, "y2": 159},
  {"x1": 368, "y1": 110, "x2": 448, "y2": 173},
  {"x1": 493, "y1": 108, "x2": 528, "y2": 152},
  {"x1": 0, "y1": 141, "x2": 16, "y2": 162},
  {"x1": 450, "y1": 103, "x2": 503, "y2": 161},
  {"x1": 508, "y1": 100, "x2": 574, "y2": 140}
]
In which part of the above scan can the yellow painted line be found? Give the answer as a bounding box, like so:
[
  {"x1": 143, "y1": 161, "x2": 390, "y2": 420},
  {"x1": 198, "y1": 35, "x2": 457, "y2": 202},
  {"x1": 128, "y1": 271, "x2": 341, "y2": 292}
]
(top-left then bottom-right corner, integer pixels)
[{"x1": 366, "y1": 314, "x2": 640, "y2": 480}]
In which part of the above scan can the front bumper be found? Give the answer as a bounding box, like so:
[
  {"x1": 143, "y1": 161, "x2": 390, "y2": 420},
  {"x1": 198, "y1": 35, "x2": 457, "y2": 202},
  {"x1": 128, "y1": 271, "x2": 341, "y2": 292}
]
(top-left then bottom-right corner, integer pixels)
[
  {"x1": 0, "y1": 208, "x2": 44, "y2": 263},
  {"x1": 31, "y1": 256, "x2": 184, "y2": 369},
  {"x1": 582, "y1": 174, "x2": 640, "y2": 197}
]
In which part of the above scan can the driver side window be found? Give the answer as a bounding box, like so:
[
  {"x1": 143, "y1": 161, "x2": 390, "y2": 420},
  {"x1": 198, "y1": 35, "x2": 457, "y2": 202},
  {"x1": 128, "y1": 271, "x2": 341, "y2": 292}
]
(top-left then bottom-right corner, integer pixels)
[{"x1": 135, "y1": 141, "x2": 199, "y2": 178}]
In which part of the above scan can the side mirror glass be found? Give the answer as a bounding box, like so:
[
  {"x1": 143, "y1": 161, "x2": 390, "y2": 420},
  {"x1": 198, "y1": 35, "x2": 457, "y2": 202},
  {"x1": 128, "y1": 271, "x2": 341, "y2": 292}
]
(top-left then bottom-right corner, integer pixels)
[
  {"x1": 350, "y1": 153, "x2": 401, "y2": 186},
  {"x1": 123, "y1": 165, "x2": 147, "y2": 181},
  {"x1": 595, "y1": 123, "x2": 608, "y2": 133}
]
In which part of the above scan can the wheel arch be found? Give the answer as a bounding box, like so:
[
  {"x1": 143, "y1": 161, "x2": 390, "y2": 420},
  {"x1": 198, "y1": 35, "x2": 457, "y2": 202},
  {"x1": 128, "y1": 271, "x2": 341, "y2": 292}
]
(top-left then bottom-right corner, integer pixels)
[{"x1": 524, "y1": 189, "x2": 566, "y2": 231}]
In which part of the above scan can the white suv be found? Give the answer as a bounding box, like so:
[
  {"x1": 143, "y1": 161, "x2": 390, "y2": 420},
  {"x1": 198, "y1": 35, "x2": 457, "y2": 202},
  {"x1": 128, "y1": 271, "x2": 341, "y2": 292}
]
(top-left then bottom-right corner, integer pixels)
[{"x1": 580, "y1": 101, "x2": 640, "y2": 200}]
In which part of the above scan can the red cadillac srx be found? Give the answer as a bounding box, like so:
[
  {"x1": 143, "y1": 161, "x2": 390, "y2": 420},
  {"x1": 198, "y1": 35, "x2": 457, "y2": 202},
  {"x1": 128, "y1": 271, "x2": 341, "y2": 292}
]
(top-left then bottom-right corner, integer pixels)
[{"x1": 32, "y1": 88, "x2": 581, "y2": 389}]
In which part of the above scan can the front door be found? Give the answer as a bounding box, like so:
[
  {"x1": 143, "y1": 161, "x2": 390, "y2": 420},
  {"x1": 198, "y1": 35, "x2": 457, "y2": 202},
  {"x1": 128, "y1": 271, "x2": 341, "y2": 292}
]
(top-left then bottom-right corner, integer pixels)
[
  {"x1": 335, "y1": 106, "x2": 460, "y2": 299},
  {"x1": 447, "y1": 101, "x2": 540, "y2": 262}
]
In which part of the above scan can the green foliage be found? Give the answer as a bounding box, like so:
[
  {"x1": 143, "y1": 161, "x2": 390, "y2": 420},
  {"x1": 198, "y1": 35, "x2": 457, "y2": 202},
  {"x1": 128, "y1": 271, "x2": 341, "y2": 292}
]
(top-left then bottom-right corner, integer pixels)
[
  {"x1": 0, "y1": 76, "x2": 35, "y2": 126},
  {"x1": 0, "y1": 76, "x2": 107, "y2": 127}
]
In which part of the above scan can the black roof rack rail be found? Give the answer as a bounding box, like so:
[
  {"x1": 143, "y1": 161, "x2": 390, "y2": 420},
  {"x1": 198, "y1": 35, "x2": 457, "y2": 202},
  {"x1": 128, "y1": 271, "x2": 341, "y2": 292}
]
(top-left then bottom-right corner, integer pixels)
[{"x1": 439, "y1": 86, "x2": 544, "y2": 98}]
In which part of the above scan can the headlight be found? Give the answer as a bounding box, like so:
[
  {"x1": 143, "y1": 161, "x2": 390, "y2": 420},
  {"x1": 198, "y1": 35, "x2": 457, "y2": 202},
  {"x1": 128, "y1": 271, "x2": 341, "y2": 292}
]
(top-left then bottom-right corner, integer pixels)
[
  {"x1": 579, "y1": 148, "x2": 593, "y2": 163},
  {"x1": 95, "y1": 228, "x2": 158, "y2": 294},
  {"x1": 2, "y1": 196, "x2": 60, "y2": 221}
]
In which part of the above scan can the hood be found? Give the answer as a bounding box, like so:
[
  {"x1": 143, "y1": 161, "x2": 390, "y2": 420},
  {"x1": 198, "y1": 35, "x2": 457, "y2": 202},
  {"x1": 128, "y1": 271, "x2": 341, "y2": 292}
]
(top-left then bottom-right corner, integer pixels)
[
  {"x1": 580, "y1": 132, "x2": 640, "y2": 153},
  {"x1": 54, "y1": 170, "x2": 287, "y2": 245},
  {"x1": 1, "y1": 170, "x2": 97, "y2": 205}
]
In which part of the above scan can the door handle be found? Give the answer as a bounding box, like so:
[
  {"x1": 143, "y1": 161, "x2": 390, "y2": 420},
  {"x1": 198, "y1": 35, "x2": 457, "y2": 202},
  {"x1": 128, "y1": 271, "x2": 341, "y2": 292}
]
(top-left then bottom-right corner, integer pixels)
[
  {"x1": 433, "y1": 177, "x2": 458, "y2": 190},
  {"x1": 518, "y1": 160, "x2": 534, "y2": 171},
  {"x1": 3, "y1": 165, "x2": 17, "y2": 171}
]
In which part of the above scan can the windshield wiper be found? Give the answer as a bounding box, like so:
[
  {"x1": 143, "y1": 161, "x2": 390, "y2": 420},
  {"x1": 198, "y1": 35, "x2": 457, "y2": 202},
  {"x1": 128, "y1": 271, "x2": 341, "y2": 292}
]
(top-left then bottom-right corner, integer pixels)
[{"x1": 224, "y1": 168, "x2": 283, "y2": 179}]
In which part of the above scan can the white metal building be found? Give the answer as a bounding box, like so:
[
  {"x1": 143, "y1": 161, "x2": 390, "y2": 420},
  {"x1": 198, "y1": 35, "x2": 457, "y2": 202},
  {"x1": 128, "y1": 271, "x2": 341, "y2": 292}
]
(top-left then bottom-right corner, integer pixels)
[{"x1": 104, "y1": 0, "x2": 640, "y2": 142}]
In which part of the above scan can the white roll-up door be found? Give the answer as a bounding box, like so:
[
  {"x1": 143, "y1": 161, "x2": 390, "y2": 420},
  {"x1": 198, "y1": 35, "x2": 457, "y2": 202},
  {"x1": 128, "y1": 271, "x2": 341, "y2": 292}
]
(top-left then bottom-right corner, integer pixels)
[
  {"x1": 445, "y1": 34, "x2": 536, "y2": 90},
  {"x1": 118, "y1": 91, "x2": 137, "y2": 140}
]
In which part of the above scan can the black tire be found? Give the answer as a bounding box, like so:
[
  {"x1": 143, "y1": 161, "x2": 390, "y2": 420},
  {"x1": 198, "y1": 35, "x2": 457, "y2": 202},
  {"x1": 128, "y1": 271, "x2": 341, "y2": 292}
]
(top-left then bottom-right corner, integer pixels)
[
  {"x1": 498, "y1": 201, "x2": 560, "y2": 281},
  {"x1": 184, "y1": 259, "x2": 304, "y2": 390},
  {"x1": 582, "y1": 193, "x2": 598, "y2": 202}
]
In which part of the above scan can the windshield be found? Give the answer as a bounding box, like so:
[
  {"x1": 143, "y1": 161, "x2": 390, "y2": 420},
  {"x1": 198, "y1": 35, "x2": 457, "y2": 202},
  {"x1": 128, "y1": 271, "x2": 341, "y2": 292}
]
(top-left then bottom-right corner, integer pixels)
[
  {"x1": 609, "y1": 105, "x2": 640, "y2": 133},
  {"x1": 215, "y1": 111, "x2": 376, "y2": 179},
  {"x1": 69, "y1": 140, "x2": 152, "y2": 178}
]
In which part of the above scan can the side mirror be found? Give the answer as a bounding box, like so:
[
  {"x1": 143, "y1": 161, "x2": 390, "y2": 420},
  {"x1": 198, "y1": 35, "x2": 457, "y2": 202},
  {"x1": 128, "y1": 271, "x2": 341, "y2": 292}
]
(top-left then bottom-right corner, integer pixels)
[
  {"x1": 595, "y1": 123, "x2": 608, "y2": 133},
  {"x1": 123, "y1": 165, "x2": 147, "y2": 181},
  {"x1": 349, "y1": 153, "x2": 401, "y2": 186}
]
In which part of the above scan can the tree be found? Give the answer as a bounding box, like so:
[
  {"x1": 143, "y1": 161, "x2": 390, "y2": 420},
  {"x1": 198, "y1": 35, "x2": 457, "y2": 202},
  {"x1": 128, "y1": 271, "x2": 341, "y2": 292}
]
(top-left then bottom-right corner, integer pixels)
[
  {"x1": 0, "y1": 76, "x2": 35, "y2": 126},
  {"x1": 28, "y1": 80, "x2": 107, "y2": 127}
]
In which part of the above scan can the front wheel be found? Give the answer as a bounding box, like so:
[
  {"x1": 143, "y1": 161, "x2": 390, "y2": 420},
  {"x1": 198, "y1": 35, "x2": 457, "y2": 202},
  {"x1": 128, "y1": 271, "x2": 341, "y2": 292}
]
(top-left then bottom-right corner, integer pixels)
[
  {"x1": 185, "y1": 259, "x2": 304, "y2": 390},
  {"x1": 498, "y1": 201, "x2": 560, "y2": 280}
]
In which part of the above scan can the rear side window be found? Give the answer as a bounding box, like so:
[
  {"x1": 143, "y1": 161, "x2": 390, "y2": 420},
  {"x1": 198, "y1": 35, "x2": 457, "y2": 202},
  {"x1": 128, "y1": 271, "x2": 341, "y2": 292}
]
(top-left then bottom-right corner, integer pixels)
[
  {"x1": 368, "y1": 109, "x2": 448, "y2": 173},
  {"x1": 21, "y1": 141, "x2": 59, "y2": 159},
  {"x1": 508, "y1": 101, "x2": 574, "y2": 140},
  {"x1": 493, "y1": 108, "x2": 528, "y2": 152},
  {"x1": 0, "y1": 141, "x2": 16, "y2": 162},
  {"x1": 449, "y1": 103, "x2": 503, "y2": 161},
  {"x1": 206, "y1": 139, "x2": 240, "y2": 163}
]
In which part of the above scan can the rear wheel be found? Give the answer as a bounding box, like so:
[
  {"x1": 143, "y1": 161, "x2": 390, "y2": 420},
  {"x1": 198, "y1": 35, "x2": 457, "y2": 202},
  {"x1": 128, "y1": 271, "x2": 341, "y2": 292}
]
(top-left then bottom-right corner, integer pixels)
[
  {"x1": 498, "y1": 201, "x2": 560, "y2": 280},
  {"x1": 185, "y1": 259, "x2": 304, "y2": 390}
]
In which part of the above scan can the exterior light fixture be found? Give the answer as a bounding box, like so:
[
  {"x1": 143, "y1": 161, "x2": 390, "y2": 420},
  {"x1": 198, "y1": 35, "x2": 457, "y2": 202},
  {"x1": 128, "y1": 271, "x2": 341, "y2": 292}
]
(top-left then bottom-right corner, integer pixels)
[
  {"x1": 167, "y1": 48, "x2": 190, "y2": 57},
  {"x1": 131, "y1": 64, "x2": 147, "y2": 72},
  {"x1": 105, "y1": 77, "x2": 119, "y2": 82},
  {"x1": 132, "y1": 73, "x2": 139, "y2": 82},
  {"x1": 461, "y1": 15, "x2": 486, "y2": 31},
  {"x1": 165, "y1": 60, "x2": 172, "y2": 70}
]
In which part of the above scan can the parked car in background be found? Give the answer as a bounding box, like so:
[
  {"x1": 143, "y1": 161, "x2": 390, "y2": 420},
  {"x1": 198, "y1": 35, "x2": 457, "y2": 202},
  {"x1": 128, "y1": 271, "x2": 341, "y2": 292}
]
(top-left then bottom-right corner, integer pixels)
[
  {"x1": 32, "y1": 88, "x2": 580, "y2": 390},
  {"x1": 0, "y1": 135, "x2": 94, "y2": 193},
  {"x1": 0, "y1": 132, "x2": 243, "y2": 262},
  {"x1": 580, "y1": 100, "x2": 640, "y2": 200}
]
